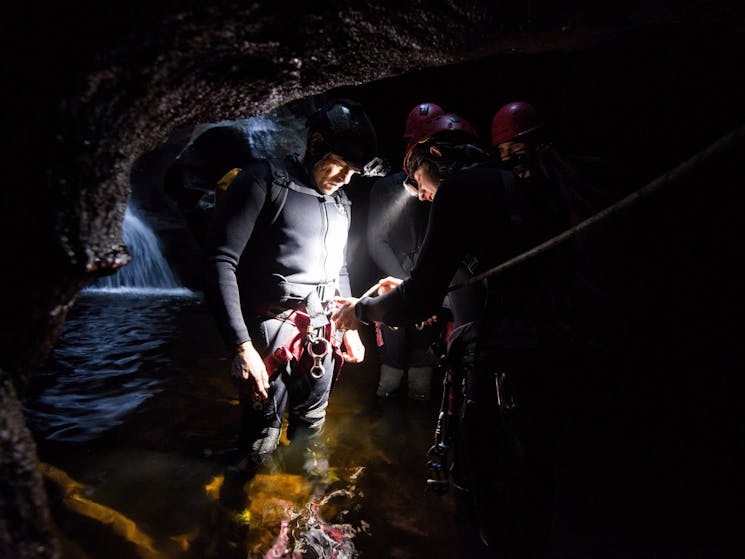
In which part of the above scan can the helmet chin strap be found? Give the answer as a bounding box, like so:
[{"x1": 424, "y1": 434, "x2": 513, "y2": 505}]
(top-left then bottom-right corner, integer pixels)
[
  {"x1": 303, "y1": 132, "x2": 330, "y2": 179},
  {"x1": 506, "y1": 147, "x2": 533, "y2": 179}
]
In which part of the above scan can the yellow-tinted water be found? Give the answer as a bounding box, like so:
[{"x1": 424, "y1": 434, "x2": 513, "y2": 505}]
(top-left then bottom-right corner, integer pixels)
[{"x1": 28, "y1": 292, "x2": 455, "y2": 558}]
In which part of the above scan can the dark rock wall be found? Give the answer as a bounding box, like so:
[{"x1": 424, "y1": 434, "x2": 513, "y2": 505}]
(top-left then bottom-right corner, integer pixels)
[{"x1": 2, "y1": 1, "x2": 744, "y2": 556}]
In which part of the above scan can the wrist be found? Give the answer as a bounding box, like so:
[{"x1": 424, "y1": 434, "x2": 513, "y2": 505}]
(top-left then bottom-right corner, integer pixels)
[
  {"x1": 354, "y1": 302, "x2": 370, "y2": 326},
  {"x1": 234, "y1": 340, "x2": 252, "y2": 355}
]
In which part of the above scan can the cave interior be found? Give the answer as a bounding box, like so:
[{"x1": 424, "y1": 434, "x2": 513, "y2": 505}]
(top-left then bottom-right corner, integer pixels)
[
  {"x1": 2, "y1": 2, "x2": 744, "y2": 557},
  {"x1": 131, "y1": 20, "x2": 745, "y2": 553}
]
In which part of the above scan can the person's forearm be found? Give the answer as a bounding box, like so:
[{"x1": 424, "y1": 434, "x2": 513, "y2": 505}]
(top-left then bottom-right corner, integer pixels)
[
  {"x1": 203, "y1": 259, "x2": 250, "y2": 347},
  {"x1": 356, "y1": 287, "x2": 407, "y2": 326}
]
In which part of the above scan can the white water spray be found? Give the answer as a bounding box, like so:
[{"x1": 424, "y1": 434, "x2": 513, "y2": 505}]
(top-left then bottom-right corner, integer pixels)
[{"x1": 87, "y1": 206, "x2": 192, "y2": 296}]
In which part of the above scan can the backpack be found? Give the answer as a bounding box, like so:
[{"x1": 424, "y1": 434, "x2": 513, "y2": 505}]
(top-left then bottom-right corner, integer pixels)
[
  {"x1": 215, "y1": 159, "x2": 291, "y2": 226},
  {"x1": 164, "y1": 124, "x2": 293, "y2": 243},
  {"x1": 164, "y1": 124, "x2": 256, "y2": 211}
]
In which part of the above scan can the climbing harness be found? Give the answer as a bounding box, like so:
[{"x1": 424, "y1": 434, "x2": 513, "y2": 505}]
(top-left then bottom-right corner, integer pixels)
[{"x1": 255, "y1": 285, "x2": 342, "y2": 384}]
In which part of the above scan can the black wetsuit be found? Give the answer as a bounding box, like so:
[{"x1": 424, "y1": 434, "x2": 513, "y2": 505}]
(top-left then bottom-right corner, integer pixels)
[
  {"x1": 357, "y1": 163, "x2": 573, "y2": 555},
  {"x1": 367, "y1": 171, "x2": 442, "y2": 383},
  {"x1": 204, "y1": 154, "x2": 352, "y2": 460},
  {"x1": 358, "y1": 164, "x2": 571, "y2": 334},
  {"x1": 368, "y1": 171, "x2": 429, "y2": 279}
]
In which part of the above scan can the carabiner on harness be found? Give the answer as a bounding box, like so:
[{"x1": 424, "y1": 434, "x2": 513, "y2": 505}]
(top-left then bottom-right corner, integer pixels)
[
  {"x1": 426, "y1": 354, "x2": 457, "y2": 494},
  {"x1": 426, "y1": 440, "x2": 450, "y2": 494},
  {"x1": 307, "y1": 335, "x2": 331, "y2": 379}
]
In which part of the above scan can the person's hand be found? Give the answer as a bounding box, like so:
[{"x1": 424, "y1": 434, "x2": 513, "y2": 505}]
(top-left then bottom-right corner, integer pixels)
[
  {"x1": 332, "y1": 297, "x2": 361, "y2": 331},
  {"x1": 341, "y1": 329, "x2": 365, "y2": 363},
  {"x1": 416, "y1": 314, "x2": 439, "y2": 329},
  {"x1": 377, "y1": 276, "x2": 403, "y2": 295},
  {"x1": 232, "y1": 340, "x2": 270, "y2": 400}
]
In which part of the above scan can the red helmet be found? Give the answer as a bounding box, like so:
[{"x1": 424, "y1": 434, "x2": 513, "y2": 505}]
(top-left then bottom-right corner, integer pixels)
[
  {"x1": 403, "y1": 113, "x2": 478, "y2": 174},
  {"x1": 491, "y1": 101, "x2": 544, "y2": 146},
  {"x1": 403, "y1": 102, "x2": 445, "y2": 139}
]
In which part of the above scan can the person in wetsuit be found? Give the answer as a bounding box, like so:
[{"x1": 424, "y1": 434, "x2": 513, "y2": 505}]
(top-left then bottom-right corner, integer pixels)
[
  {"x1": 333, "y1": 111, "x2": 574, "y2": 557},
  {"x1": 367, "y1": 102, "x2": 446, "y2": 401},
  {"x1": 491, "y1": 100, "x2": 617, "y2": 350},
  {"x1": 204, "y1": 98, "x2": 387, "y2": 480}
]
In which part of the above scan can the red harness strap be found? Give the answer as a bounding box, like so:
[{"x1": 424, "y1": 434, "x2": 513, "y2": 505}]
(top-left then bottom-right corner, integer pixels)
[
  {"x1": 261, "y1": 308, "x2": 345, "y2": 382},
  {"x1": 375, "y1": 323, "x2": 384, "y2": 347}
]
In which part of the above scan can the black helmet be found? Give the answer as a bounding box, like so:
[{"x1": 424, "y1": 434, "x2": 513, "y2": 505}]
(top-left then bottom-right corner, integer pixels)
[{"x1": 307, "y1": 98, "x2": 388, "y2": 177}]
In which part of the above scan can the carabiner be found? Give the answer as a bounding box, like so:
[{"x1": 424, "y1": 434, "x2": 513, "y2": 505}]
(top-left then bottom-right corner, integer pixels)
[
  {"x1": 426, "y1": 442, "x2": 450, "y2": 494},
  {"x1": 307, "y1": 336, "x2": 331, "y2": 379}
]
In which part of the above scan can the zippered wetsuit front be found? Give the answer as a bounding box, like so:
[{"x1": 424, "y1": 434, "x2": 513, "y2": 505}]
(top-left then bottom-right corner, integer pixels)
[{"x1": 204, "y1": 154, "x2": 352, "y2": 461}]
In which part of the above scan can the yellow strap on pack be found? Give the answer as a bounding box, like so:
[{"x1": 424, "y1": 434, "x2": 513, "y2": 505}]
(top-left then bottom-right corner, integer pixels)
[{"x1": 216, "y1": 167, "x2": 242, "y2": 192}]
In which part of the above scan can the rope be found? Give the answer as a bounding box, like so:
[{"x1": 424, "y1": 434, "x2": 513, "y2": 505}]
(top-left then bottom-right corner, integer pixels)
[{"x1": 448, "y1": 124, "x2": 745, "y2": 291}]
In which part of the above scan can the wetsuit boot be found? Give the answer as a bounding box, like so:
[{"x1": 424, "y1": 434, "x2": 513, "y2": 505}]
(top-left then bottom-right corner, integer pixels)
[
  {"x1": 407, "y1": 366, "x2": 433, "y2": 401},
  {"x1": 376, "y1": 364, "x2": 404, "y2": 398}
]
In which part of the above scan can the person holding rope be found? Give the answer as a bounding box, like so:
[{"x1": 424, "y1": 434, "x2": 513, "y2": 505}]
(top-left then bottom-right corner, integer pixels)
[
  {"x1": 203, "y1": 98, "x2": 387, "y2": 487},
  {"x1": 333, "y1": 110, "x2": 575, "y2": 557},
  {"x1": 492, "y1": 100, "x2": 617, "y2": 352}
]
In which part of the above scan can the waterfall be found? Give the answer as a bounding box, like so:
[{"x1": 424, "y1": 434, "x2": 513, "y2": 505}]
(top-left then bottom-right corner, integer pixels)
[{"x1": 86, "y1": 207, "x2": 193, "y2": 295}]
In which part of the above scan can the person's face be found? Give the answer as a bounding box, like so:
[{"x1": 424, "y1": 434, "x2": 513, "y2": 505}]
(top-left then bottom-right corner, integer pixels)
[
  {"x1": 312, "y1": 152, "x2": 360, "y2": 195},
  {"x1": 412, "y1": 160, "x2": 440, "y2": 202},
  {"x1": 497, "y1": 140, "x2": 531, "y2": 179},
  {"x1": 403, "y1": 144, "x2": 443, "y2": 202}
]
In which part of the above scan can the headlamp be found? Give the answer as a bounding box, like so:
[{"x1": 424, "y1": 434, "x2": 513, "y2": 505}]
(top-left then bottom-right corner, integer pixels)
[
  {"x1": 362, "y1": 156, "x2": 390, "y2": 177},
  {"x1": 403, "y1": 175, "x2": 419, "y2": 196}
]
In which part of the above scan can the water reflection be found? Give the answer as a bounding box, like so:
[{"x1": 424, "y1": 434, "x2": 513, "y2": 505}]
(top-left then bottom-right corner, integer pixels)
[
  {"x1": 23, "y1": 291, "x2": 455, "y2": 558},
  {"x1": 25, "y1": 291, "x2": 198, "y2": 442}
]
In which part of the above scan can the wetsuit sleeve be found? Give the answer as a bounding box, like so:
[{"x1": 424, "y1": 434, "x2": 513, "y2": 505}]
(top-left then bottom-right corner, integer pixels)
[
  {"x1": 357, "y1": 179, "x2": 469, "y2": 326},
  {"x1": 203, "y1": 166, "x2": 269, "y2": 347},
  {"x1": 367, "y1": 178, "x2": 408, "y2": 278},
  {"x1": 337, "y1": 260, "x2": 352, "y2": 298}
]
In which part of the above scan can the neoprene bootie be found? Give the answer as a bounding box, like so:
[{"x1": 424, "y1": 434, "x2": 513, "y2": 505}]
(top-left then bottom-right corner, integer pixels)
[
  {"x1": 376, "y1": 364, "x2": 404, "y2": 398},
  {"x1": 407, "y1": 366, "x2": 433, "y2": 401}
]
